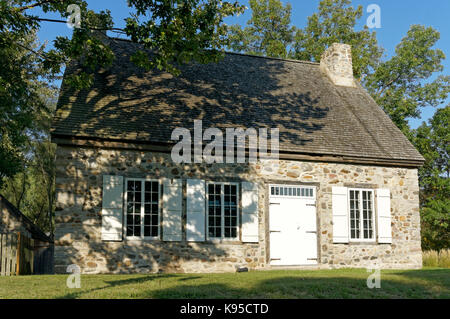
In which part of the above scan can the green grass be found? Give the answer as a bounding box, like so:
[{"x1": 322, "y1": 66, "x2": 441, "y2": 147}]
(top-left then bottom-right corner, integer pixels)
[
  {"x1": 423, "y1": 250, "x2": 450, "y2": 268},
  {"x1": 0, "y1": 268, "x2": 449, "y2": 299}
]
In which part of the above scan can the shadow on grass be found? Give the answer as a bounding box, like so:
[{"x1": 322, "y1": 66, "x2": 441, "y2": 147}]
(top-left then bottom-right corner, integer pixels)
[
  {"x1": 56, "y1": 269, "x2": 450, "y2": 299},
  {"x1": 59, "y1": 274, "x2": 176, "y2": 299}
]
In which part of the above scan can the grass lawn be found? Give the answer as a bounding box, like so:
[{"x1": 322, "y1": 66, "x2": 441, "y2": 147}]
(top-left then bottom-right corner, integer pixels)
[{"x1": 0, "y1": 268, "x2": 448, "y2": 299}]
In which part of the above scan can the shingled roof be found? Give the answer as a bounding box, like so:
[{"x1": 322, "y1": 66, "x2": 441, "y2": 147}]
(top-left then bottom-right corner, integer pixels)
[{"x1": 51, "y1": 37, "x2": 424, "y2": 166}]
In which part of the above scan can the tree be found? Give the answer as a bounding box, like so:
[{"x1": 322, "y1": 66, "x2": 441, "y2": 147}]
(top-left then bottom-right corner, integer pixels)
[
  {"x1": 227, "y1": 0, "x2": 296, "y2": 58},
  {"x1": 365, "y1": 26, "x2": 450, "y2": 134},
  {"x1": 421, "y1": 196, "x2": 450, "y2": 253},
  {"x1": 413, "y1": 106, "x2": 449, "y2": 252},
  {"x1": 0, "y1": 30, "x2": 50, "y2": 186},
  {"x1": 0, "y1": 76, "x2": 57, "y2": 233},
  {"x1": 291, "y1": 0, "x2": 382, "y2": 80}
]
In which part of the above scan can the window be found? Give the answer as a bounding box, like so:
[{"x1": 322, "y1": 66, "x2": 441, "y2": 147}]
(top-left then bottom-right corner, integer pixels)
[
  {"x1": 125, "y1": 179, "x2": 160, "y2": 239},
  {"x1": 270, "y1": 185, "x2": 314, "y2": 198},
  {"x1": 349, "y1": 189, "x2": 375, "y2": 241},
  {"x1": 207, "y1": 182, "x2": 239, "y2": 240}
]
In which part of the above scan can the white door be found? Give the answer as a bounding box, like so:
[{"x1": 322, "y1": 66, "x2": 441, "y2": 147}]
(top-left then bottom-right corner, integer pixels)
[{"x1": 269, "y1": 185, "x2": 318, "y2": 266}]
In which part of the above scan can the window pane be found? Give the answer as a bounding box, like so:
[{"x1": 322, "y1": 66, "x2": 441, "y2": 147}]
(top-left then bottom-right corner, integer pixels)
[
  {"x1": 135, "y1": 192, "x2": 141, "y2": 203},
  {"x1": 127, "y1": 226, "x2": 134, "y2": 236},
  {"x1": 349, "y1": 190, "x2": 360, "y2": 239},
  {"x1": 135, "y1": 182, "x2": 141, "y2": 191},
  {"x1": 362, "y1": 191, "x2": 373, "y2": 239}
]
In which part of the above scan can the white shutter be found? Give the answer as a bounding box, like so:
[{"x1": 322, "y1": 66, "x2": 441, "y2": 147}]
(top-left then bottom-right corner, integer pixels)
[
  {"x1": 241, "y1": 182, "x2": 259, "y2": 243},
  {"x1": 186, "y1": 179, "x2": 206, "y2": 241},
  {"x1": 101, "y1": 175, "x2": 124, "y2": 241},
  {"x1": 162, "y1": 179, "x2": 182, "y2": 241},
  {"x1": 377, "y1": 188, "x2": 392, "y2": 244},
  {"x1": 332, "y1": 186, "x2": 349, "y2": 243}
]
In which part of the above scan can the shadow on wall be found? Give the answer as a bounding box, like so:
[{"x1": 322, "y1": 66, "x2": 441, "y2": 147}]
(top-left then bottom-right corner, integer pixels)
[
  {"x1": 56, "y1": 159, "x2": 259, "y2": 274},
  {"x1": 55, "y1": 269, "x2": 450, "y2": 299}
]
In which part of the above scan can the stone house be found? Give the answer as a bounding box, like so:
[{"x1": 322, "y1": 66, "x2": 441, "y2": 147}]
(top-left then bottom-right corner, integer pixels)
[{"x1": 51, "y1": 38, "x2": 424, "y2": 274}]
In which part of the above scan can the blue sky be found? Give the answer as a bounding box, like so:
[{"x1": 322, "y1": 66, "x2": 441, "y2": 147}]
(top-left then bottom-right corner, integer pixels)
[{"x1": 32, "y1": 0, "x2": 449, "y2": 129}]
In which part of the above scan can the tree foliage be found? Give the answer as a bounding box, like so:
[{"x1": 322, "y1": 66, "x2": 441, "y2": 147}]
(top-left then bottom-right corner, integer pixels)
[
  {"x1": 413, "y1": 106, "x2": 449, "y2": 251},
  {"x1": 0, "y1": 30, "x2": 50, "y2": 184},
  {"x1": 365, "y1": 26, "x2": 450, "y2": 134},
  {"x1": 227, "y1": 0, "x2": 295, "y2": 58}
]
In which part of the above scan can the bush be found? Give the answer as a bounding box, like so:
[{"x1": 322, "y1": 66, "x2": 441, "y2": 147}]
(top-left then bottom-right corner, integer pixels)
[{"x1": 423, "y1": 250, "x2": 450, "y2": 268}]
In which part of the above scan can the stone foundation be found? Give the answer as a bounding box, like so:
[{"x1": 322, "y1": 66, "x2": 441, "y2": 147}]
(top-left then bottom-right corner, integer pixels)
[{"x1": 54, "y1": 145, "x2": 422, "y2": 273}]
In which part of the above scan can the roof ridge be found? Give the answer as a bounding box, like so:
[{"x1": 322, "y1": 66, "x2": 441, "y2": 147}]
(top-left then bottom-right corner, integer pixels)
[{"x1": 108, "y1": 36, "x2": 320, "y2": 66}]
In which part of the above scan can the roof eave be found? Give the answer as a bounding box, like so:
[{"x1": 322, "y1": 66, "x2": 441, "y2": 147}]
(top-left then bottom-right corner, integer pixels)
[{"x1": 51, "y1": 133, "x2": 425, "y2": 169}]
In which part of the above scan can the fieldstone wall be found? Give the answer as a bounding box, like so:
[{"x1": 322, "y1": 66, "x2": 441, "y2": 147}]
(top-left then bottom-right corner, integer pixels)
[
  {"x1": 54, "y1": 145, "x2": 422, "y2": 273},
  {"x1": 320, "y1": 43, "x2": 355, "y2": 87}
]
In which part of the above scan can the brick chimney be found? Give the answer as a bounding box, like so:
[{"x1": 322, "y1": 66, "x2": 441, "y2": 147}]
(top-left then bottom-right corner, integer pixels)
[{"x1": 320, "y1": 43, "x2": 355, "y2": 87}]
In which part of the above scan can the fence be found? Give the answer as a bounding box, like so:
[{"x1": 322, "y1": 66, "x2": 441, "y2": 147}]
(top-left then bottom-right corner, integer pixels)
[
  {"x1": 34, "y1": 241, "x2": 54, "y2": 274},
  {"x1": 0, "y1": 232, "x2": 35, "y2": 276}
]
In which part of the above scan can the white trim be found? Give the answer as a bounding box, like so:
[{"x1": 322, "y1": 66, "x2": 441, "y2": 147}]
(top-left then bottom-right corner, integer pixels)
[
  {"x1": 124, "y1": 178, "x2": 161, "y2": 241},
  {"x1": 347, "y1": 188, "x2": 376, "y2": 243},
  {"x1": 206, "y1": 182, "x2": 240, "y2": 241}
]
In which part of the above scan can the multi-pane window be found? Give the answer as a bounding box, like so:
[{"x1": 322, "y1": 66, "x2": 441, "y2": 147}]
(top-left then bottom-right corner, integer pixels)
[
  {"x1": 207, "y1": 183, "x2": 239, "y2": 240},
  {"x1": 349, "y1": 189, "x2": 375, "y2": 241},
  {"x1": 126, "y1": 179, "x2": 160, "y2": 238}
]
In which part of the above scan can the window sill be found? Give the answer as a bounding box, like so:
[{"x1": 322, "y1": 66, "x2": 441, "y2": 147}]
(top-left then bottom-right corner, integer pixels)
[
  {"x1": 348, "y1": 241, "x2": 377, "y2": 245},
  {"x1": 125, "y1": 237, "x2": 160, "y2": 242},
  {"x1": 206, "y1": 239, "x2": 242, "y2": 245}
]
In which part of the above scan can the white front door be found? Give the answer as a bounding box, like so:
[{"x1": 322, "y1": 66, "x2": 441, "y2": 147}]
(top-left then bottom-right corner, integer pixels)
[{"x1": 269, "y1": 185, "x2": 318, "y2": 266}]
